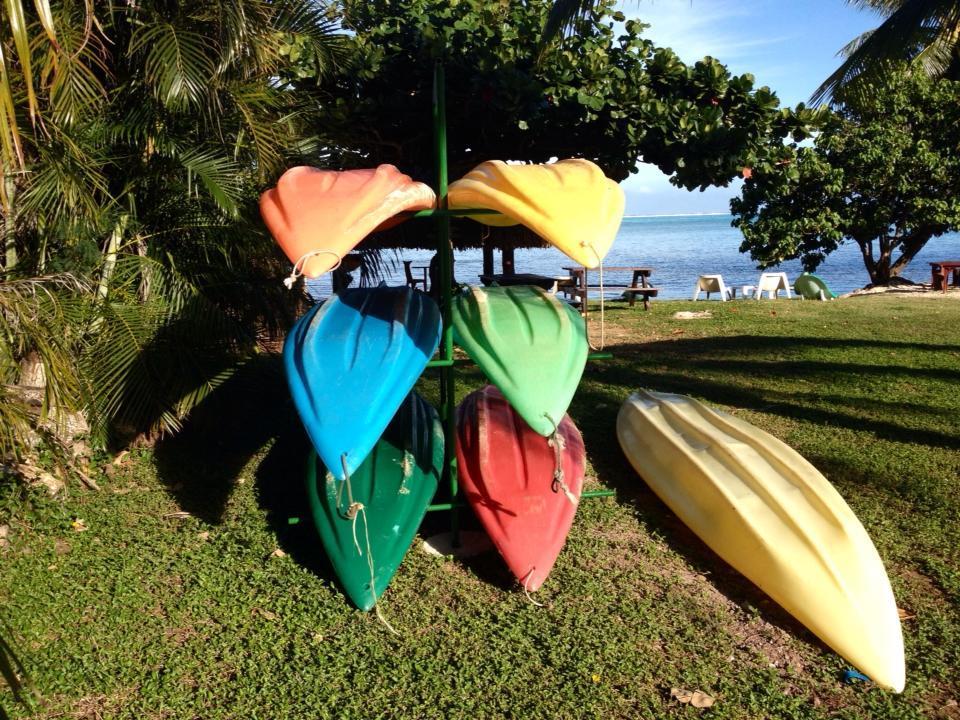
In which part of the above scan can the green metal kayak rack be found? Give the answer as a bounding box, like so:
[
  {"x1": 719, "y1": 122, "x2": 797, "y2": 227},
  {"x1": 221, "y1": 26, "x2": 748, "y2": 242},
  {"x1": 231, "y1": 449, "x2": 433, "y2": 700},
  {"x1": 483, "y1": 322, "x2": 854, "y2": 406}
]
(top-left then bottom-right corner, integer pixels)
[{"x1": 415, "y1": 63, "x2": 614, "y2": 542}]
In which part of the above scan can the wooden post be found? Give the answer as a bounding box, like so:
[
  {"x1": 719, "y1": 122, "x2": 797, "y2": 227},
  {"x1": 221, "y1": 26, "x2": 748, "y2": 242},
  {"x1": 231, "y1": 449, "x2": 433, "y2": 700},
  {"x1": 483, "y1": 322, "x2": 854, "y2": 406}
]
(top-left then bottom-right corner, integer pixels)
[
  {"x1": 501, "y1": 245, "x2": 515, "y2": 275},
  {"x1": 482, "y1": 241, "x2": 494, "y2": 276}
]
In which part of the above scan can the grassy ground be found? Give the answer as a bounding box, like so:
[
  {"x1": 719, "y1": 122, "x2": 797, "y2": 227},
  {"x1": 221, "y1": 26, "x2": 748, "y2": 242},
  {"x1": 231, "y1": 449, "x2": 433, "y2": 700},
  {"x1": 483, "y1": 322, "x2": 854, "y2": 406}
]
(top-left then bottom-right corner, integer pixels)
[{"x1": 1, "y1": 293, "x2": 959, "y2": 719}]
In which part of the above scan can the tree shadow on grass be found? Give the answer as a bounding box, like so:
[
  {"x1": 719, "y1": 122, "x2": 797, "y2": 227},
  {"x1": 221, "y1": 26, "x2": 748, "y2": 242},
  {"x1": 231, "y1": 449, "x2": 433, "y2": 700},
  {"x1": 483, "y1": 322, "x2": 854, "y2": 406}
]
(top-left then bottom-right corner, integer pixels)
[
  {"x1": 560, "y1": 331, "x2": 960, "y2": 654},
  {"x1": 587, "y1": 335, "x2": 960, "y2": 451},
  {"x1": 152, "y1": 355, "x2": 290, "y2": 524},
  {"x1": 567, "y1": 384, "x2": 830, "y2": 653},
  {"x1": 152, "y1": 353, "x2": 339, "y2": 581}
]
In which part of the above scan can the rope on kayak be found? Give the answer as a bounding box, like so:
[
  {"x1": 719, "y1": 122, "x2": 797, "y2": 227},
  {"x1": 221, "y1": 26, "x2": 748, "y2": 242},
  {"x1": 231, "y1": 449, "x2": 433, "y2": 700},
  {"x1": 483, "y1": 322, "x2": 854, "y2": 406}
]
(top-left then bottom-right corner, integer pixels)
[
  {"x1": 521, "y1": 568, "x2": 544, "y2": 607},
  {"x1": 580, "y1": 242, "x2": 605, "y2": 351},
  {"x1": 284, "y1": 249, "x2": 343, "y2": 289},
  {"x1": 337, "y1": 455, "x2": 399, "y2": 636},
  {"x1": 545, "y1": 414, "x2": 578, "y2": 507}
]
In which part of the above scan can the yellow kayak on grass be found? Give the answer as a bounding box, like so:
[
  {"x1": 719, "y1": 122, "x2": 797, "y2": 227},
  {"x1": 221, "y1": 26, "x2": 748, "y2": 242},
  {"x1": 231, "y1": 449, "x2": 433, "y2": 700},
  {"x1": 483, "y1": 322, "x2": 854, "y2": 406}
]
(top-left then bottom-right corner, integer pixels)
[
  {"x1": 447, "y1": 159, "x2": 623, "y2": 268},
  {"x1": 616, "y1": 390, "x2": 905, "y2": 692}
]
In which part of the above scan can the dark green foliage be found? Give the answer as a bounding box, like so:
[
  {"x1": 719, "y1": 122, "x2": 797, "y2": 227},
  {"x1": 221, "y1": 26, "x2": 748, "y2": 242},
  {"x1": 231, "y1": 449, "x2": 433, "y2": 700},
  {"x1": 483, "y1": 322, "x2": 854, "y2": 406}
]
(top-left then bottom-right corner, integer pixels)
[
  {"x1": 733, "y1": 68, "x2": 960, "y2": 284},
  {"x1": 1, "y1": 0, "x2": 343, "y2": 445},
  {"x1": 313, "y1": 0, "x2": 819, "y2": 190}
]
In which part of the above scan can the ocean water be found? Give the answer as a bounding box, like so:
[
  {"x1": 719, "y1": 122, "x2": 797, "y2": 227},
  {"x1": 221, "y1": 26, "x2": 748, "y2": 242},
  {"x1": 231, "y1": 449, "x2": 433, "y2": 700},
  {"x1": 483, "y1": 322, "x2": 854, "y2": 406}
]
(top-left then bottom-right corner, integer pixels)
[{"x1": 307, "y1": 214, "x2": 960, "y2": 300}]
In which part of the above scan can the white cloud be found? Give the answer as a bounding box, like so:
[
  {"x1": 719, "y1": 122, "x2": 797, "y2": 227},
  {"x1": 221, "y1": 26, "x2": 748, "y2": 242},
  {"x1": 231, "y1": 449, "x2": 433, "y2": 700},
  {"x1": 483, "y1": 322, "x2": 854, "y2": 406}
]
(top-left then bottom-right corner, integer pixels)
[{"x1": 617, "y1": 0, "x2": 791, "y2": 64}]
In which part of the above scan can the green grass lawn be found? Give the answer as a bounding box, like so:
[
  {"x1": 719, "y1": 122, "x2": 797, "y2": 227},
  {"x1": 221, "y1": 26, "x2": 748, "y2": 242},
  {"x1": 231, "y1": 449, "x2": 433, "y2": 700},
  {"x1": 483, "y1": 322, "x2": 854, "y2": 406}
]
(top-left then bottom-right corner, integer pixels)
[{"x1": 2, "y1": 293, "x2": 959, "y2": 719}]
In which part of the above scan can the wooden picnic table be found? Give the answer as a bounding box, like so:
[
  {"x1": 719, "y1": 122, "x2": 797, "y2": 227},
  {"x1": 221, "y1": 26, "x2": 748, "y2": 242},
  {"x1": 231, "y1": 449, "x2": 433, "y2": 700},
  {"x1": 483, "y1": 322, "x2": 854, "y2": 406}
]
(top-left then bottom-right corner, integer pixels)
[
  {"x1": 930, "y1": 261, "x2": 960, "y2": 293},
  {"x1": 563, "y1": 265, "x2": 659, "y2": 317}
]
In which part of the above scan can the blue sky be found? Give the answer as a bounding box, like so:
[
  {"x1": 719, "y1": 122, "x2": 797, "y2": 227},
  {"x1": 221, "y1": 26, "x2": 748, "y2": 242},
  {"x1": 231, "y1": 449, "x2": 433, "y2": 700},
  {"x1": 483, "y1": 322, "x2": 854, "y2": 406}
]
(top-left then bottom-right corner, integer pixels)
[{"x1": 618, "y1": 0, "x2": 882, "y2": 215}]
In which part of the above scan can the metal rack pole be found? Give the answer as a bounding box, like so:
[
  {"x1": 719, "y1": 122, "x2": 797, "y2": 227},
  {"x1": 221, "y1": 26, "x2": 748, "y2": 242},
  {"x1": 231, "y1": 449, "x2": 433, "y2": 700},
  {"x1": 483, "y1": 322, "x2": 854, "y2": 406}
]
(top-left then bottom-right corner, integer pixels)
[{"x1": 432, "y1": 62, "x2": 460, "y2": 545}]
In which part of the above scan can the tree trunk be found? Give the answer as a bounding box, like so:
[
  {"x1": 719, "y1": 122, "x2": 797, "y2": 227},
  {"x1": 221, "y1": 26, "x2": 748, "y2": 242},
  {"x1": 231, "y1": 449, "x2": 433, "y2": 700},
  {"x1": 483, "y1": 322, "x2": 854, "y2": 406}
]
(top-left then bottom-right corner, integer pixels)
[
  {"x1": 857, "y1": 239, "x2": 882, "y2": 284},
  {"x1": 890, "y1": 233, "x2": 933, "y2": 278},
  {"x1": 97, "y1": 214, "x2": 129, "y2": 301},
  {"x1": 860, "y1": 232, "x2": 933, "y2": 285}
]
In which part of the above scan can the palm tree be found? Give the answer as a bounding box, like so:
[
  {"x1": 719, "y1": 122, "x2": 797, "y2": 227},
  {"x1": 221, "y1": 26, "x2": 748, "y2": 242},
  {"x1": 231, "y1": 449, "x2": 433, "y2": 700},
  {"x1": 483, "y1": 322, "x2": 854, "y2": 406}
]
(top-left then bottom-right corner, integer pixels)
[
  {"x1": 2, "y1": 1, "x2": 344, "y2": 445},
  {"x1": 812, "y1": 0, "x2": 960, "y2": 104}
]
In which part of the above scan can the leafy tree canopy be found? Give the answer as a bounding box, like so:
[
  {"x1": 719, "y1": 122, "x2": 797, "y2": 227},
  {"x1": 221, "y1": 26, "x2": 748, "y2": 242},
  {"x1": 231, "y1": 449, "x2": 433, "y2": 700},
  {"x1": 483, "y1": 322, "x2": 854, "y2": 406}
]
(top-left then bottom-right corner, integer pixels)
[
  {"x1": 306, "y1": 0, "x2": 823, "y2": 191},
  {"x1": 732, "y1": 67, "x2": 960, "y2": 284}
]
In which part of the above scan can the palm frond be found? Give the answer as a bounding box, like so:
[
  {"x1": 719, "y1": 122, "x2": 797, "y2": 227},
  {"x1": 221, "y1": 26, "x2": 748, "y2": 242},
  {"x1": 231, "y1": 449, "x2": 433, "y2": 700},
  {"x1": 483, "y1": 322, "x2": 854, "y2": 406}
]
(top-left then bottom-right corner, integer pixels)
[
  {"x1": 0, "y1": 274, "x2": 88, "y2": 456},
  {"x1": 0, "y1": 615, "x2": 30, "y2": 716},
  {"x1": 82, "y1": 255, "x2": 251, "y2": 443},
  {"x1": 814, "y1": 0, "x2": 960, "y2": 104},
  {"x1": 4, "y1": 0, "x2": 38, "y2": 121},
  {"x1": 19, "y1": 136, "x2": 110, "y2": 228},
  {"x1": 177, "y1": 147, "x2": 243, "y2": 217},
  {"x1": 43, "y1": 9, "x2": 110, "y2": 127},
  {"x1": 130, "y1": 22, "x2": 218, "y2": 111},
  {"x1": 542, "y1": 0, "x2": 597, "y2": 46}
]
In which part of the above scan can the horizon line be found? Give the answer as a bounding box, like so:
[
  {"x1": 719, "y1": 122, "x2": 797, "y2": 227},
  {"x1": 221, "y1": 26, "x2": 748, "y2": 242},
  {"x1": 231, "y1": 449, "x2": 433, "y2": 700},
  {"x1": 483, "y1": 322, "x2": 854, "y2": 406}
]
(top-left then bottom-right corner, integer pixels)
[{"x1": 623, "y1": 211, "x2": 731, "y2": 219}]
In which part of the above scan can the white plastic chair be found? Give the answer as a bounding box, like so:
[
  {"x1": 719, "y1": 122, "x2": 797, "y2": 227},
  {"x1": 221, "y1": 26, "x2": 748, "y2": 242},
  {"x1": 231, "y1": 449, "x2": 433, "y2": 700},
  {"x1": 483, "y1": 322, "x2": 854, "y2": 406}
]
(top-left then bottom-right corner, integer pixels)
[
  {"x1": 692, "y1": 275, "x2": 733, "y2": 301},
  {"x1": 753, "y1": 272, "x2": 792, "y2": 300}
]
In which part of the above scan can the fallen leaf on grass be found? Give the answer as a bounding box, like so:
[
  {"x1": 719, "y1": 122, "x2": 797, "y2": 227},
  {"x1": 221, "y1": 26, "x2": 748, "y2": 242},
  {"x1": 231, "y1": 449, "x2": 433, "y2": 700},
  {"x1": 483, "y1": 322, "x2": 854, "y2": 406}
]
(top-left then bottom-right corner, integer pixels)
[
  {"x1": 671, "y1": 328, "x2": 685, "y2": 335},
  {"x1": 671, "y1": 688, "x2": 716, "y2": 708},
  {"x1": 54, "y1": 539, "x2": 71, "y2": 555},
  {"x1": 269, "y1": 548, "x2": 287, "y2": 559},
  {"x1": 165, "y1": 511, "x2": 193, "y2": 519},
  {"x1": 112, "y1": 451, "x2": 130, "y2": 466},
  {"x1": 897, "y1": 607, "x2": 916, "y2": 621},
  {"x1": 17, "y1": 463, "x2": 65, "y2": 495},
  {"x1": 197, "y1": 531, "x2": 210, "y2": 541},
  {"x1": 71, "y1": 518, "x2": 88, "y2": 532},
  {"x1": 0, "y1": 524, "x2": 8, "y2": 550}
]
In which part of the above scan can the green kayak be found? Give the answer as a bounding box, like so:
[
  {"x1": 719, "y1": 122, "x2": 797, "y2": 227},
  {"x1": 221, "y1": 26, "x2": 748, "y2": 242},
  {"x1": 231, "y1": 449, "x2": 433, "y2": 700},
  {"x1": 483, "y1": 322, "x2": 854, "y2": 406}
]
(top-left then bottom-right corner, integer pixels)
[
  {"x1": 794, "y1": 272, "x2": 837, "y2": 300},
  {"x1": 452, "y1": 285, "x2": 588, "y2": 436},
  {"x1": 306, "y1": 392, "x2": 443, "y2": 611}
]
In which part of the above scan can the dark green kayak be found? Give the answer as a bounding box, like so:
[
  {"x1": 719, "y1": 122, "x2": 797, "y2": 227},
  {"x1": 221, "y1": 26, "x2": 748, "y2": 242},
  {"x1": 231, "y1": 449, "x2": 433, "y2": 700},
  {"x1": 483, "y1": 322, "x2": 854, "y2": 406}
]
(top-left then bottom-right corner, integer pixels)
[
  {"x1": 452, "y1": 285, "x2": 588, "y2": 436},
  {"x1": 306, "y1": 392, "x2": 442, "y2": 611}
]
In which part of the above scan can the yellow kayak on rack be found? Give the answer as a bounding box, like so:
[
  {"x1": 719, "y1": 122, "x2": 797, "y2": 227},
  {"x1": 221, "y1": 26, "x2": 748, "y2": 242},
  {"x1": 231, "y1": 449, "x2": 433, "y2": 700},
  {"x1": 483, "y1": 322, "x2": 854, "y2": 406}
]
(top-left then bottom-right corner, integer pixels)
[
  {"x1": 447, "y1": 159, "x2": 623, "y2": 268},
  {"x1": 616, "y1": 390, "x2": 905, "y2": 692}
]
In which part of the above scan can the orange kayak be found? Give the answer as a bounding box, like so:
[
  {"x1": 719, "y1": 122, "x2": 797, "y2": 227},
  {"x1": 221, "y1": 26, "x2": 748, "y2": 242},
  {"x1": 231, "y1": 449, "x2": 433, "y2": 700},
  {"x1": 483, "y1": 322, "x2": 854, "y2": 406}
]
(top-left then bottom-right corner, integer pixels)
[{"x1": 260, "y1": 165, "x2": 435, "y2": 278}]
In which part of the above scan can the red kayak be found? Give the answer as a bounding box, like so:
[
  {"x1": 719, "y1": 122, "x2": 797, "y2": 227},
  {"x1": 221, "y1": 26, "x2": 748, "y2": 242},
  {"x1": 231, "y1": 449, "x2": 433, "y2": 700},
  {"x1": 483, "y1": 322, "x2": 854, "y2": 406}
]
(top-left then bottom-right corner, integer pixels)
[{"x1": 456, "y1": 385, "x2": 585, "y2": 591}]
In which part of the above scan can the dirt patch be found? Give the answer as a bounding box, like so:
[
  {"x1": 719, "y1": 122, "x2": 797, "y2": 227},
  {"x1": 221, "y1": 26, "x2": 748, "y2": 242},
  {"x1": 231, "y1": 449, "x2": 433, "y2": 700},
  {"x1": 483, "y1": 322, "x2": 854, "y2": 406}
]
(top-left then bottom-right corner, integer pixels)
[
  {"x1": 729, "y1": 615, "x2": 809, "y2": 673},
  {"x1": 843, "y1": 284, "x2": 960, "y2": 299},
  {"x1": 163, "y1": 625, "x2": 197, "y2": 645}
]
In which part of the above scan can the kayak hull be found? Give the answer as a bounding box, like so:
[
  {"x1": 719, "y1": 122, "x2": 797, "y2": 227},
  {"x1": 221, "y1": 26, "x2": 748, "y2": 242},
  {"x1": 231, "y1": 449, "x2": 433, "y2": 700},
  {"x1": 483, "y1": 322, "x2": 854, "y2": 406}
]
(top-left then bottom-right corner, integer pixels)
[
  {"x1": 452, "y1": 285, "x2": 587, "y2": 436},
  {"x1": 285, "y1": 286, "x2": 441, "y2": 480},
  {"x1": 448, "y1": 159, "x2": 623, "y2": 268},
  {"x1": 617, "y1": 390, "x2": 905, "y2": 692},
  {"x1": 456, "y1": 385, "x2": 584, "y2": 591},
  {"x1": 307, "y1": 392, "x2": 442, "y2": 611},
  {"x1": 260, "y1": 165, "x2": 435, "y2": 278},
  {"x1": 794, "y1": 272, "x2": 837, "y2": 300}
]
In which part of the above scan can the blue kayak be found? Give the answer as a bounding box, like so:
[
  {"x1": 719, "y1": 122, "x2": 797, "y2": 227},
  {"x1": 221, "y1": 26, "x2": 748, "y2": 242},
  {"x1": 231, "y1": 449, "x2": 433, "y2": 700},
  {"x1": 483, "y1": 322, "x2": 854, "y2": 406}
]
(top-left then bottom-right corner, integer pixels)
[{"x1": 284, "y1": 286, "x2": 442, "y2": 480}]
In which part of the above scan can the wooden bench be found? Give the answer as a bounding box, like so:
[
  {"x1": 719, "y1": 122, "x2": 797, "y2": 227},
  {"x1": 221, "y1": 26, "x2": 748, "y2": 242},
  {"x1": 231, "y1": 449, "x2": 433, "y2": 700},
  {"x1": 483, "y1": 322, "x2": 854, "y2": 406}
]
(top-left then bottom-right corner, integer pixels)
[{"x1": 620, "y1": 286, "x2": 659, "y2": 310}]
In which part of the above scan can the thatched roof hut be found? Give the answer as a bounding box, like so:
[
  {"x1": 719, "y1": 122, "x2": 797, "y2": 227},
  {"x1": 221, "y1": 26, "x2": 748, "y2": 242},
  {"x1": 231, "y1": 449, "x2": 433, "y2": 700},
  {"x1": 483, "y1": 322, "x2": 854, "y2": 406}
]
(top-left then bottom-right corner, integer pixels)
[{"x1": 359, "y1": 217, "x2": 549, "y2": 275}]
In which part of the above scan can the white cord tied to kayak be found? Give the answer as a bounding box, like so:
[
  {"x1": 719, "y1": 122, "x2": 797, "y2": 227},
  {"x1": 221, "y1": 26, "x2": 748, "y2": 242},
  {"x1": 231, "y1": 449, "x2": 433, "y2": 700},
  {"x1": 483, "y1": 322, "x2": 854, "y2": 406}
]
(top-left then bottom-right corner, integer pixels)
[
  {"x1": 337, "y1": 454, "x2": 399, "y2": 636},
  {"x1": 521, "y1": 568, "x2": 544, "y2": 607},
  {"x1": 545, "y1": 414, "x2": 578, "y2": 507},
  {"x1": 284, "y1": 249, "x2": 343, "y2": 289},
  {"x1": 581, "y1": 241, "x2": 605, "y2": 351}
]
